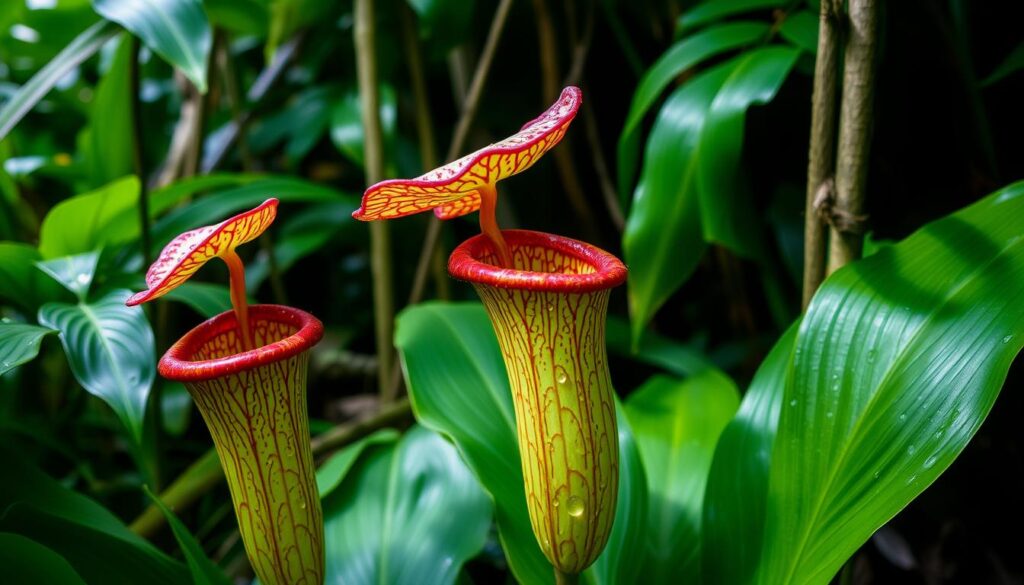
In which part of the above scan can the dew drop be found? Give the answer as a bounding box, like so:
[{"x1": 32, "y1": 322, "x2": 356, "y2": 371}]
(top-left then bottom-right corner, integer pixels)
[
  {"x1": 873, "y1": 470, "x2": 881, "y2": 479},
  {"x1": 898, "y1": 413, "x2": 907, "y2": 422},
  {"x1": 789, "y1": 399, "x2": 798, "y2": 407},
  {"x1": 923, "y1": 455, "x2": 938, "y2": 469},
  {"x1": 866, "y1": 349, "x2": 877, "y2": 363},
  {"x1": 1002, "y1": 334, "x2": 1014, "y2": 344},
  {"x1": 825, "y1": 411, "x2": 834, "y2": 419},
  {"x1": 567, "y1": 496, "x2": 584, "y2": 518},
  {"x1": 906, "y1": 474, "x2": 918, "y2": 485},
  {"x1": 907, "y1": 444, "x2": 917, "y2": 455},
  {"x1": 75, "y1": 273, "x2": 89, "y2": 285}
]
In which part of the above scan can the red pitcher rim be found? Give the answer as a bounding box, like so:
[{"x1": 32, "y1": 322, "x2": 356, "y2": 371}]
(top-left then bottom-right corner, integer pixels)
[
  {"x1": 159, "y1": 304, "x2": 323, "y2": 382},
  {"x1": 448, "y1": 229, "x2": 627, "y2": 293}
]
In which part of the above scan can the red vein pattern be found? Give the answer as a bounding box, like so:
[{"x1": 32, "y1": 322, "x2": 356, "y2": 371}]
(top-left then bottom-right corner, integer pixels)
[
  {"x1": 126, "y1": 199, "x2": 278, "y2": 306},
  {"x1": 353, "y1": 87, "x2": 582, "y2": 221},
  {"x1": 159, "y1": 305, "x2": 324, "y2": 585},
  {"x1": 449, "y1": 230, "x2": 627, "y2": 574}
]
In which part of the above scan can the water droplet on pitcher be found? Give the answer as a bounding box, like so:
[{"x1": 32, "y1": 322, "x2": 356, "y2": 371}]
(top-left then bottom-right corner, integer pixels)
[
  {"x1": 546, "y1": 304, "x2": 554, "y2": 312},
  {"x1": 299, "y1": 500, "x2": 307, "y2": 510},
  {"x1": 567, "y1": 496, "x2": 584, "y2": 518},
  {"x1": 556, "y1": 372, "x2": 568, "y2": 385}
]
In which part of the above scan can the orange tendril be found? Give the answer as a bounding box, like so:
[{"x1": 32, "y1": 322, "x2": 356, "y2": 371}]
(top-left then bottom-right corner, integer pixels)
[{"x1": 479, "y1": 184, "x2": 513, "y2": 268}]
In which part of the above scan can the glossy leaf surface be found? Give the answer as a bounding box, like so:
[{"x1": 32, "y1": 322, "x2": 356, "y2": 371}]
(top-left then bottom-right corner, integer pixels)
[
  {"x1": 0, "y1": 242, "x2": 66, "y2": 313},
  {"x1": 0, "y1": 533, "x2": 87, "y2": 585},
  {"x1": 617, "y1": 21, "x2": 769, "y2": 203},
  {"x1": 38, "y1": 289, "x2": 155, "y2": 443},
  {"x1": 86, "y1": 33, "x2": 133, "y2": 186},
  {"x1": 677, "y1": 0, "x2": 784, "y2": 32},
  {"x1": 92, "y1": 0, "x2": 212, "y2": 92},
  {"x1": 702, "y1": 323, "x2": 798, "y2": 585},
  {"x1": 320, "y1": 425, "x2": 491, "y2": 585},
  {"x1": 625, "y1": 372, "x2": 740, "y2": 583},
  {"x1": 144, "y1": 486, "x2": 231, "y2": 585},
  {"x1": 36, "y1": 251, "x2": 101, "y2": 300},
  {"x1": 761, "y1": 183, "x2": 1024, "y2": 583},
  {"x1": 38, "y1": 176, "x2": 141, "y2": 259},
  {"x1": 0, "y1": 323, "x2": 55, "y2": 376},
  {"x1": 396, "y1": 302, "x2": 648, "y2": 585}
]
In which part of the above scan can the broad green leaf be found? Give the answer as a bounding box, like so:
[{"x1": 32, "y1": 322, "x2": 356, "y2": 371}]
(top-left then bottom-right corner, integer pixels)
[
  {"x1": 0, "y1": 242, "x2": 66, "y2": 313},
  {"x1": 36, "y1": 250, "x2": 101, "y2": 299},
  {"x1": 92, "y1": 0, "x2": 212, "y2": 92},
  {"x1": 625, "y1": 372, "x2": 739, "y2": 583},
  {"x1": 321, "y1": 425, "x2": 492, "y2": 585},
  {"x1": 0, "y1": 20, "x2": 120, "y2": 141},
  {"x1": 624, "y1": 47, "x2": 797, "y2": 343},
  {"x1": 38, "y1": 288, "x2": 155, "y2": 444},
  {"x1": 623, "y1": 64, "x2": 728, "y2": 344},
  {"x1": 677, "y1": 0, "x2": 784, "y2": 33},
  {"x1": 247, "y1": 200, "x2": 360, "y2": 291},
  {"x1": 0, "y1": 446, "x2": 188, "y2": 584},
  {"x1": 143, "y1": 486, "x2": 231, "y2": 585},
  {"x1": 779, "y1": 10, "x2": 818, "y2": 54},
  {"x1": 982, "y1": 40, "x2": 1024, "y2": 86},
  {"x1": 330, "y1": 85, "x2": 397, "y2": 168},
  {"x1": 396, "y1": 302, "x2": 649, "y2": 585},
  {"x1": 160, "y1": 382, "x2": 191, "y2": 437},
  {"x1": 249, "y1": 84, "x2": 340, "y2": 161},
  {"x1": 0, "y1": 533, "x2": 87, "y2": 585},
  {"x1": 317, "y1": 429, "x2": 400, "y2": 497},
  {"x1": 38, "y1": 176, "x2": 141, "y2": 259},
  {"x1": 761, "y1": 182, "x2": 1024, "y2": 583},
  {"x1": 86, "y1": 33, "x2": 134, "y2": 186},
  {"x1": 697, "y1": 46, "x2": 798, "y2": 258},
  {"x1": 0, "y1": 323, "x2": 56, "y2": 375},
  {"x1": 617, "y1": 21, "x2": 770, "y2": 204},
  {"x1": 702, "y1": 323, "x2": 798, "y2": 585}
]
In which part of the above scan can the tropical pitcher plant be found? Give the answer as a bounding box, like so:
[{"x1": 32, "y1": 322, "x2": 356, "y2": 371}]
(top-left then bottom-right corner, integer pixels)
[
  {"x1": 126, "y1": 199, "x2": 324, "y2": 585},
  {"x1": 355, "y1": 86, "x2": 625, "y2": 582}
]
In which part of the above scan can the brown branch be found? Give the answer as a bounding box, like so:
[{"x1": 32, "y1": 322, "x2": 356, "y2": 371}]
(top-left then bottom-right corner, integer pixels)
[
  {"x1": 827, "y1": 0, "x2": 878, "y2": 274},
  {"x1": 802, "y1": 0, "x2": 844, "y2": 308}
]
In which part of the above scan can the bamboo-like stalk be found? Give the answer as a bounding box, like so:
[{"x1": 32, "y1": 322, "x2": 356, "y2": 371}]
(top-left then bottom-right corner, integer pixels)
[
  {"x1": 827, "y1": 0, "x2": 878, "y2": 274},
  {"x1": 354, "y1": 0, "x2": 396, "y2": 402},
  {"x1": 801, "y1": 0, "x2": 843, "y2": 307},
  {"x1": 128, "y1": 35, "x2": 150, "y2": 266}
]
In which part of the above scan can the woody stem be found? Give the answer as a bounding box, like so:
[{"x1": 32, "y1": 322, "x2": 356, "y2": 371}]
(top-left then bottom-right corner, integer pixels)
[
  {"x1": 478, "y1": 184, "x2": 513, "y2": 268},
  {"x1": 222, "y1": 250, "x2": 253, "y2": 351}
]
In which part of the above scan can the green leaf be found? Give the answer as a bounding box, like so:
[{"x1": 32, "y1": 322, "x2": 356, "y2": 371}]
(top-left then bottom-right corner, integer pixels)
[
  {"x1": 160, "y1": 382, "x2": 191, "y2": 437},
  {"x1": 406, "y1": 0, "x2": 476, "y2": 55},
  {"x1": 85, "y1": 33, "x2": 134, "y2": 186},
  {"x1": 396, "y1": 302, "x2": 649, "y2": 585},
  {"x1": 623, "y1": 47, "x2": 797, "y2": 343},
  {"x1": 317, "y1": 429, "x2": 400, "y2": 497},
  {"x1": 143, "y1": 486, "x2": 231, "y2": 585},
  {"x1": 249, "y1": 84, "x2": 340, "y2": 161},
  {"x1": 0, "y1": 323, "x2": 56, "y2": 375},
  {"x1": 38, "y1": 288, "x2": 155, "y2": 444},
  {"x1": 92, "y1": 0, "x2": 212, "y2": 92},
  {"x1": 321, "y1": 425, "x2": 492, "y2": 585},
  {"x1": 982, "y1": 40, "x2": 1024, "y2": 86},
  {"x1": 205, "y1": 0, "x2": 269, "y2": 37},
  {"x1": 0, "y1": 20, "x2": 120, "y2": 141},
  {"x1": 779, "y1": 10, "x2": 818, "y2": 54},
  {"x1": 266, "y1": 0, "x2": 333, "y2": 59},
  {"x1": 0, "y1": 533, "x2": 87, "y2": 585},
  {"x1": 760, "y1": 182, "x2": 1024, "y2": 583},
  {"x1": 0, "y1": 446, "x2": 189, "y2": 585},
  {"x1": 678, "y1": 0, "x2": 784, "y2": 33},
  {"x1": 696, "y1": 46, "x2": 798, "y2": 258},
  {"x1": 0, "y1": 242, "x2": 66, "y2": 313},
  {"x1": 617, "y1": 21, "x2": 770, "y2": 204},
  {"x1": 330, "y1": 85, "x2": 397, "y2": 168},
  {"x1": 623, "y1": 64, "x2": 727, "y2": 344},
  {"x1": 702, "y1": 322, "x2": 798, "y2": 585},
  {"x1": 606, "y1": 315, "x2": 719, "y2": 377},
  {"x1": 625, "y1": 372, "x2": 739, "y2": 583},
  {"x1": 38, "y1": 176, "x2": 141, "y2": 259},
  {"x1": 36, "y1": 250, "x2": 101, "y2": 300}
]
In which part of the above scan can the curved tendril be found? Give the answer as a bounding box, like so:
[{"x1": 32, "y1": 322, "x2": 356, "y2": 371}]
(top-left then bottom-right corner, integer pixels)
[
  {"x1": 478, "y1": 183, "x2": 513, "y2": 268},
  {"x1": 222, "y1": 250, "x2": 253, "y2": 350}
]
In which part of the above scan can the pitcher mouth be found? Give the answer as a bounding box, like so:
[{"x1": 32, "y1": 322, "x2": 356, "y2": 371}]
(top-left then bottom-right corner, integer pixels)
[
  {"x1": 159, "y1": 304, "x2": 323, "y2": 382},
  {"x1": 448, "y1": 229, "x2": 627, "y2": 293}
]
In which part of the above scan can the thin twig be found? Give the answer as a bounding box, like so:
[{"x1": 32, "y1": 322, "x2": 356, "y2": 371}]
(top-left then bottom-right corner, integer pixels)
[
  {"x1": 355, "y1": 0, "x2": 397, "y2": 403},
  {"x1": 583, "y1": 101, "x2": 625, "y2": 231},
  {"x1": 129, "y1": 398, "x2": 413, "y2": 538},
  {"x1": 801, "y1": 0, "x2": 844, "y2": 307},
  {"x1": 827, "y1": 0, "x2": 878, "y2": 274}
]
